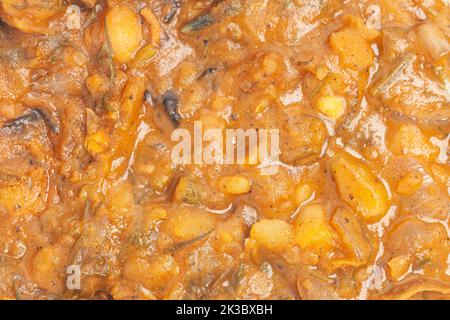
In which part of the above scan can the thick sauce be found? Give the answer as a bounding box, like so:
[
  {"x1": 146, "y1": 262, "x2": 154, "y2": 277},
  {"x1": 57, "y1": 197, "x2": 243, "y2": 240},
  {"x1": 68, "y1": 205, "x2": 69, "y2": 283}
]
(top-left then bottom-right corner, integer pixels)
[{"x1": 0, "y1": 0, "x2": 449, "y2": 299}]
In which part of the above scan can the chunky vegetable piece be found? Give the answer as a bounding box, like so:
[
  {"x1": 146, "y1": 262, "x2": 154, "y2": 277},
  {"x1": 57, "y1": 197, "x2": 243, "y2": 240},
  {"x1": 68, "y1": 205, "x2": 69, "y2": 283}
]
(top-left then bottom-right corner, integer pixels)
[
  {"x1": 140, "y1": 7, "x2": 161, "y2": 45},
  {"x1": 330, "y1": 207, "x2": 373, "y2": 269},
  {"x1": 387, "y1": 255, "x2": 410, "y2": 281},
  {"x1": 0, "y1": 167, "x2": 47, "y2": 216},
  {"x1": 85, "y1": 131, "x2": 109, "y2": 155},
  {"x1": 162, "y1": 208, "x2": 217, "y2": 242},
  {"x1": 331, "y1": 153, "x2": 390, "y2": 223},
  {"x1": 396, "y1": 172, "x2": 423, "y2": 196},
  {"x1": 390, "y1": 124, "x2": 439, "y2": 160},
  {"x1": 30, "y1": 246, "x2": 67, "y2": 295},
  {"x1": 86, "y1": 74, "x2": 110, "y2": 96},
  {"x1": 415, "y1": 23, "x2": 450, "y2": 63},
  {"x1": 0, "y1": 0, "x2": 449, "y2": 301},
  {"x1": 315, "y1": 95, "x2": 346, "y2": 120},
  {"x1": 0, "y1": 0, "x2": 64, "y2": 34},
  {"x1": 218, "y1": 175, "x2": 251, "y2": 195},
  {"x1": 293, "y1": 183, "x2": 314, "y2": 206}
]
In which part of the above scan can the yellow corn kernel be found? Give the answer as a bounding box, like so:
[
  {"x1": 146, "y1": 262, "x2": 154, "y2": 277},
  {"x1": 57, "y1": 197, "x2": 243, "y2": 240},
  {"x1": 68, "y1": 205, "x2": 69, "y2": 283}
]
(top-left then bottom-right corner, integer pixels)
[
  {"x1": 329, "y1": 29, "x2": 374, "y2": 70},
  {"x1": 108, "y1": 180, "x2": 134, "y2": 218},
  {"x1": 218, "y1": 175, "x2": 251, "y2": 195},
  {"x1": 86, "y1": 73, "x2": 110, "y2": 96},
  {"x1": 106, "y1": 6, "x2": 142, "y2": 64},
  {"x1": 415, "y1": 23, "x2": 450, "y2": 63},
  {"x1": 85, "y1": 131, "x2": 109, "y2": 155},
  {"x1": 173, "y1": 177, "x2": 205, "y2": 205},
  {"x1": 262, "y1": 53, "x2": 279, "y2": 75},
  {"x1": 254, "y1": 98, "x2": 270, "y2": 113},
  {"x1": 0, "y1": 167, "x2": 46, "y2": 216},
  {"x1": 331, "y1": 152, "x2": 389, "y2": 223},
  {"x1": 163, "y1": 209, "x2": 217, "y2": 241},
  {"x1": 176, "y1": 61, "x2": 197, "y2": 86},
  {"x1": 131, "y1": 44, "x2": 157, "y2": 69},
  {"x1": 338, "y1": 282, "x2": 358, "y2": 300},
  {"x1": 250, "y1": 219, "x2": 294, "y2": 252},
  {"x1": 387, "y1": 255, "x2": 410, "y2": 281},
  {"x1": 293, "y1": 204, "x2": 334, "y2": 254},
  {"x1": 316, "y1": 95, "x2": 346, "y2": 120},
  {"x1": 218, "y1": 231, "x2": 234, "y2": 245},
  {"x1": 140, "y1": 7, "x2": 161, "y2": 45},
  {"x1": 396, "y1": 172, "x2": 423, "y2": 196},
  {"x1": 245, "y1": 238, "x2": 262, "y2": 264},
  {"x1": 142, "y1": 207, "x2": 168, "y2": 230},
  {"x1": 152, "y1": 174, "x2": 171, "y2": 192},
  {"x1": 293, "y1": 183, "x2": 314, "y2": 206},
  {"x1": 315, "y1": 64, "x2": 329, "y2": 80}
]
